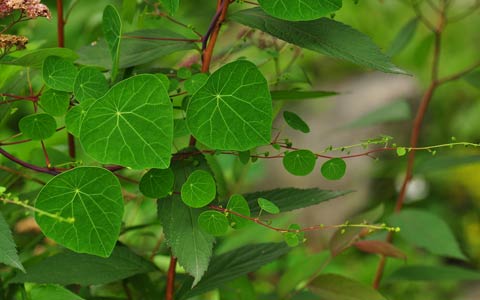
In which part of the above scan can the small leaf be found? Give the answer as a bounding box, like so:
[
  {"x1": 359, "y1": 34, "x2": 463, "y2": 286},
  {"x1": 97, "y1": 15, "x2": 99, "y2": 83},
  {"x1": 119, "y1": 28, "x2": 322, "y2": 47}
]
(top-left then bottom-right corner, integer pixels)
[
  {"x1": 387, "y1": 265, "x2": 480, "y2": 282},
  {"x1": 283, "y1": 224, "x2": 303, "y2": 247},
  {"x1": 19, "y1": 113, "x2": 57, "y2": 140},
  {"x1": 283, "y1": 111, "x2": 310, "y2": 133},
  {"x1": 198, "y1": 210, "x2": 229, "y2": 236},
  {"x1": 226, "y1": 194, "x2": 251, "y2": 229},
  {"x1": 39, "y1": 89, "x2": 71, "y2": 116},
  {"x1": 238, "y1": 150, "x2": 250, "y2": 165},
  {"x1": 177, "y1": 67, "x2": 192, "y2": 79},
  {"x1": 65, "y1": 99, "x2": 95, "y2": 137},
  {"x1": 310, "y1": 274, "x2": 388, "y2": 300},
  {"x1": 257, "y1": 197, "x2": 280, "y2": 214},
  {"x1": 283, "y1": 150, "x2": 316, "y2": 176},
  {"x1": 184, "y1": 73, "x2": 208, "y2": 94},
  {"x1": 30, "y1": 284, "x2": 85, "y2": 300},
  {"x1": 139, "y1": 168, "x2": 174, "y2": 198},
  {"x1": 0, "y1": 212, "x2": 25, "y2": 272},
  {"x1": 271, "y1": 90, "x2": 337, "y2": 101},
  {"x1": 387, "y1": 18, "x2": 419, "y2": 57},
  {"x1": 396, "y1": 147, "x2": 407, "y2": 157},
  {"x1": 102, "y1": 5, "x2": 122, "y2": 80},
  {"x1": 464, "y1": 70, "x2": 480, "y2": 89},
  {"x1": 321, "y1": 158, "x2": 347, "y2": 180},
  {"x1": 73, "y1": 67, "x2": 109, "y2": 102},
  {"x1": 160, "y1": 0, "x2": 179, "y2": 15},
  {"x1": 42, "y1": 56, "x2": 78, "y2": 92},
  {"x1": 258, "y1": 0, "x2": 342, "y2": 21},
  {"x1": 353, "y1": 240, "x2": 407, "y2": 260},
  {"x1": 181, "y1": 170, "x2": 216, "y2": 208}
]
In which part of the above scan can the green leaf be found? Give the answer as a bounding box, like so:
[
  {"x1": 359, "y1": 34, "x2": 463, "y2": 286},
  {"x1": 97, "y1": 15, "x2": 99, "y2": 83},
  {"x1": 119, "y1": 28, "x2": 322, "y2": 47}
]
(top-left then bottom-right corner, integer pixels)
[
  {"x1": 181, "y1": 170, "x2": 216, "y2": 208},
  {"x1": 387, "y1": 18, "x2": 419, "y2": 57},
  {"x1": 396, "y1": 147, "x2": 407, "y2": 157},
  {"x1": 139, "y1": 168, "x2": 174, "y2": 198},
  {"x1": 178, "y1": 243, "x2": 290, "y2": 299},
  {"x1": 19, "y1": 113, "x2": 57, "y2": 140},
  {"x1": 11, "y1": 246, "x2": 155, "y2": 285},
  {"x1": 0, "y1": 48, "x2": 78, "y2": 68},
  {"x1": 161, "y1": 0, "x2": 180, "y2": 15},
  {"x1": 231, "y1": 8, "x2": 405, "y2": 74},
  {"x1": 35, "y1": 167, "x2": 124, "y2": 257},
  {"x1": 257, "y1": 197, "x2": 280, "y2": 214},
  {"x1": 198, "y1": 210, "x2": 229, "y2": 236},
  {"x1": 345, "y1": 100, "x2": 411, "y2": 128},
  {"x1": 121, "y1": 0, "x2": 136, "y2": 23},
  {"x1": 310, "y1": 274, "x2": 387, "y2": 300},
  {"x1": 65, "y1": 99, "x2": 95, "y2": 137},
  {"x1": 283, "y1": 224, "x2": 303, "y2": 247},
  {"x1": 0, "y1": 212, "x2": 25, "y2": 272},
  {"x1": 245, "y1": 188, "x2": 352, "y2": 214},
  {"x1": 76, "y1": 29, "x2": 197, "y2": 69},
  {"x1": 219, "y1": 277, "x2": 257, "y2": 300},
  {"x1": 177, "y1": 67, "x2": 192, "y2": 79},
  {"x1": 283, "y1": 111, "x2": 310, "y2": 133},
  {"x1": 186, "y1": 60, "x2": 272, "y2": 151},
  {"x1": 30, "y1": 284, "x2": 85, "y2": 300},
  {"x1": 283, "y1": 150, "x2": 316, "y2": 176},
  {"x1": 80, "y1": 74, "x2": 173, "y2": 170},
  {"x1": 73, "y1": 67, "x2": 109, "y2": 102},
  {"x1": 271, "y1": 90, "x2": 338, "y2": 101},
  {"x1": 388, "y1": 209, "x2": 467, "y2": 260},
  {"x1": 42, "y1": 56, "x2": 78, "y2": 92},
  {"x1": 39, "y1": 89, "x2": 70, "y2": 116},
  {"x1": 226, "y1": 194, "x2": 251, "y2": 229},
  {"x1": 102, "y1": 5, "x2": 122, "y2": 80},
  {"x1": 184, "y1": 73, "x2": 208, "y2": 94},
  {"x1": 174, "y1": 118, "x2": 190, "y2": 137},
  {"x1": 258, "y1": 0, "x2": 342, "y2": 21},
  {"x1": 321, "y1": 158, "x2": 346, "y2": 180},
  {"x1": 386, "y1": 265, "x2": 480, "y2": 281},
  {"x1": 464, "y1": 70, "x2": 480, "y2": 89}
]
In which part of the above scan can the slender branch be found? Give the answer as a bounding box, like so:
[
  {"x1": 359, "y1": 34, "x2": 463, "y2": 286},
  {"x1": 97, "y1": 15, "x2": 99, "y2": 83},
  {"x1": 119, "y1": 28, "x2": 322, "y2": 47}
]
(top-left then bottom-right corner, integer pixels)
[
  {"x1": 0, "y1": 147, "x2": 60, "y2": 175},
  {"x1": 166, "y1": 255, "x2": 177, "y2": 300}
]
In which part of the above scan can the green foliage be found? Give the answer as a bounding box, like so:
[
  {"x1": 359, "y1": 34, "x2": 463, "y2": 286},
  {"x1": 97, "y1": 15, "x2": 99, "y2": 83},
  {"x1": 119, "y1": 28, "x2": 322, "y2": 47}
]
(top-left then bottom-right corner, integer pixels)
[
  {"x1": 181, "y1": 170, "x2": 216, "y2": 208},
  {"x1": 283, "y1": 111, "x2": 310, "y2": 133},
  {"x1": 226, "y1": 194, "x2": 251, "y2": 229},
  {"x1": 19, "y1": 113, "x2": 57, "y2": 140},
  {"x1": 387, "y1": 17, "x2": 419, "y2": 57},
  {"x1": 258, "y1": 0, "x2": 342, "y2": 21},
  {"x1": 160, "y1": 0, "x2": 180, "y2": 15},
  {"x1": 283, "y1": 149, "x2": 316, "y2": 176},
  {"x1": 386, "y1": 265, "x2": 480, "y2": 281},
  {"x1": 139, "y1": 168, "x2": 174, "y2": 198},
  {"x1": 345, "y1": 100, "x2": 411, "y2": 128},
  {"x1": 270, "y1": 90, "x2": 338, "y2": 101},
  {"x1": 0, "y1": 48, "x2": 77, "y2": 68},
  {"x1": 257, "y1": 197, "x2": 280, "y2": 214},
  {"x1": 0, "y1": 212, "x2": 24, "y2": 272},
  {"x1": 198, "y1": 210, "x2": 229, "y2": 236},
  {"x1": 73, "y1": 67, "x2": 109, "y2": 102},
  {"x1": 29, "y1": 284, "x2": 85, "y2": 300},
  {"x1": 321, "y1": 158, "x2": 347, "y2": 180},
  {"x1": 42, "y1": 56, "x2": 78, "y2": 92},
  {"x1": 102, "y1": 5, "x2": 122, "y2": 80},
  {"x1": 65, "y1": 98, "x2": 94, "y2": 137},
  {"x1": 39, "y1": 89, "x2": 70, "y2": 116},
  {"x1": 310, "y1": 274, "x2": 387, "y2": 300}
]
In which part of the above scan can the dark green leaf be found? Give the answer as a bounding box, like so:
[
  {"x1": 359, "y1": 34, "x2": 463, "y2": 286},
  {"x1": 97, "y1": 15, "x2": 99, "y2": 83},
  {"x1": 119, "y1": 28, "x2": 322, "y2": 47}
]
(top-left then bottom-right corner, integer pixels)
[
  {"x1": 258, "y1": 197, "x2": 280, "y2": 214},
  {"x1": 219, "y1": 277, "x2": 256, "y2": 300},
  {"x1": 271, "y1": 90, "x2": 337, "y2": 101},
  {"x1": 30, "y1": 284, "x2": 85, "y2": 300},
  {"x1": 11, "y1": 246, "x2": 155, "y2": 285},
  {"x1": 39, "y1": 89, "x2": 70, "y2": 116},
  {"x1": 19, "y1": 113, "x2": 57, "y2": 140},
  {"x1": 231, "y1": 8, "x2": 405, "y2": 74},
  {"x1": 35, "y1": 167, "x2": 124, "y2": 257},
  {"x1": 65, "y1": 99, "x2": 95, "y2": 137},
  {"x1": 174, "y1": 118, "x2": 190, "y2": 137},
  {"x1": 387, "y1": 18, "x2": 419, "y2": 57},
  {"x1": 181, "y1": 170, "x2": 216, "y2": 208},
  {"x1": 198, "y1": 210, "x2": 229, "y2": 236},
  {"x1": 184, "y1": 73, "x2": 208, "y2": 94},
  {"x1": 226, "y1": 194, "x2": 251, "y2": 229},
  {"x1": 73, "y1": 67, "x2": 109, "y2": 102},
  {"x1": 310, "y1": 274, "x2": 387, "y2": 300},
  {"x1": 386, "y1": 265, "x2": 480, "y2": 281},
  {"x1": 345, "y1": 100, "x2": 411, "y2": 128},
  {"x1": 0, "y1": 212, "x2": 25, "y2": 272},
  {"x1": 283, "y1": 111, "x2": 310, "y2": 133},
  {"x1": 177, "y1": 67, "x2": 192, "y2": 79},
  {"x1": 42, "y1": 56, "x2": 78, "y2": 92},
  {"x1": 321, "y1": 158, "x2": 346, "y2": 180},
  {"x1": 464, "y1": 70, "x2": 480, "y2": 89},
  {"x1": 161, "y1": 0, "x2": 179, "y2": 15},
  {"x1": 283, "y1": 150, "x2": 316, "y2": 176},
  {"x1": 186, "y1": 60, "x2": 272, "y2": 151},
  {"x1": 139, "y1": 168, "x2": 174, "y2": 198},
  {"x1": 102, "y1": 5, "x2": 122, "y2": 80},
  {"x1": 258, "y1": 0, "x2": 342, "y2": 21},
  {"x1": 0, "y1": 48, "x2": 77, "y2": 68}
]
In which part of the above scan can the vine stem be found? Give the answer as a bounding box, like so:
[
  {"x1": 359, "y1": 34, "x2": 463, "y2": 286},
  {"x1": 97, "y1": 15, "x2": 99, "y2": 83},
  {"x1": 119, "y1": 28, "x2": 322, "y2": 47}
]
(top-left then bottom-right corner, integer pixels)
[{"x1": 166, "y1": 256, "x2": 177, "y2": 300}]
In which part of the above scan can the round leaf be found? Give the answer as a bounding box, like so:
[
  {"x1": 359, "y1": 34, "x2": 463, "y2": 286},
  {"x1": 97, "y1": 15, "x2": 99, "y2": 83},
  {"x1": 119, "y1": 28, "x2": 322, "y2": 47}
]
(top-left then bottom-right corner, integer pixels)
[
  {"x1": 35, "y1": 167, "x2": 124, "y2": 257},
  {"x1": 184, "y1": 73, "x2": 208, "y2": 94},
  {"x1": 80, "y1": 74, "x2": 173, "y2": 170},
  {"x1": 73, "y1": 67, "x2": 109, "y2": 102},
  {"x1": 198, "y1": 210, "x2": 229, "y2": 236},
  {"x1": 19, "y1": 113, "x2": 57, "y2": 140},
  {"x1": 181, "y1": 170, "x2": 216, "y2": 208},
  {"x1": 226, "y1": 194, "x2": 251, "y2": 229},
  {"x1": 258, "y1": 197, "x2": 280, "y2": 214},
  {"x1": 65, "y1": 99, "x2": 95, "y2": 137},
  {"x1": 258, "y1": 0, "x2": 342, "y2": 21},
  {"x1": 284, "y1": 224, "x2": 303, "y2": 247},
  {"x1": 321, "y1": 158, "x2": 347, "y2": 180},
  {"x1": 282, "y1": 150, "x2": 316, "y2": 176},
  {"x1": 39, "y1": 89, "x2": 71, "y2": 116},
  {"x1": 139, "y1": 168, "x2": 174, "y2": 198},
  {"x1": 186, "y1": 60, "x2": 272, "y2": 151},
  {"x1": 42, "y1": 56, "x2": 78, "y2": 92},
  {"x1": 283, "y1": 111, "x2": 310, "y2": 133}
]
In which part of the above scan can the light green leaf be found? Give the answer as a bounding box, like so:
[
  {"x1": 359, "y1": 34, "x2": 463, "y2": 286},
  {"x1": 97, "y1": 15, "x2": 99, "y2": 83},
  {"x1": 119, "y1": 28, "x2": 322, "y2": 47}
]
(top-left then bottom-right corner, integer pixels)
[
  {"x1": 396, "y1": 147, "x2": 407, "y2": 157},
  {"x1": 387, "y1": 18, "x2": 419, "y2": 57},
  {"x1": 283, "y1": 223, "x2": 303, "y2": 247},
  {"x1": 283, "y1": 150, "x2": 316, "y2": 176},
  {"x1": 181, "y1": 170, "x2": 216, "y2": 208},
  {"x1": 258, "y1": 197, "x2": 280, "y2": 214},
  {"x1": 186, "y1": 60, "x2": 272, "y2": 151},
  {"x1": 231, "y1": 8, "x2": 405, "y2": 74},
  {"x1": 271, "y1": 90, "x2": 337, "y2": 101},
  {"x1": 0, "y1": 212, "x2": 25, "y2": 272},
  {"x1": 65, "y1": 99, "x2": 95, "y2": 137},
  {"x1": 39, "y1": 89, "x2": 70, "y2": 116},
  {"x1": 184, "y1": 73, "x2": 208, "y2": 94},
  {"x1": 35, "y1": 167, "x2": 124, "y2": 257},
  {"x1": 321, "y1": 158, "x2": 346, "y2": 180},
  {"x1": 0, "y1": 48, "x2": 78, "y2": 68},
  {"x1": 19, "y1": 113, "x2": 57, "y2": 140},
  {"x1": 102, "y1": 5, "x2": 122, "y2": 80},
  {"x1": 30, "y1": 284, "x2": 85, "y2": 300},
  {"x1": 388, "y1": 209, "x2": 467, "y2": 260},
  {"x1": 73, "y1": 67, "x2": 109, "y2": 102},
  {"x1": 42, "y1": 56, "x2": 78, "y2": 92},
  {"x1": 310, "y1": 274, "x2": 387, "y2": 300},
  {"x1": 345, "y1": 100, "x2": 411, "y2": 128},
  {"x1": 198, "y1": 210, "x2": 229, "y2": 236},
  {"x1": 283, "y1": 111, "x2": 310, "y2": 133},
  {"x1": 121, "y1": 0, "x2": 137, "y2": 23},
  {"x1": 11, "y1": 246, "x2": 155, "y2": 285},
  {"x1": 226, "y1": 194, "x2": 251, "y2": 229},
  {"x1": 80, "y1": 74, "x2": 173, "y2": 170},
  {"x1": 258, "y1": 0, "x2": 342, "y2": 21},
  {"x1": 139, "y1": 168, "x2": 174, "y2": 198},
  {"x1": 387, "y1": 265, "x2": 480, "y2": 281},
  {"x1": 161, "y1": 0, "x2": 180, "y2": 15}
]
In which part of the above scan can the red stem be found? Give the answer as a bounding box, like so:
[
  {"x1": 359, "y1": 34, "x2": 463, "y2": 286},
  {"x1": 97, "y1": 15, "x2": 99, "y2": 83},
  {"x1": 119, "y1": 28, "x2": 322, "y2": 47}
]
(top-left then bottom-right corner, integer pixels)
[{"x1": 166, "y1": 256, "x2": 177, "y2": 300}]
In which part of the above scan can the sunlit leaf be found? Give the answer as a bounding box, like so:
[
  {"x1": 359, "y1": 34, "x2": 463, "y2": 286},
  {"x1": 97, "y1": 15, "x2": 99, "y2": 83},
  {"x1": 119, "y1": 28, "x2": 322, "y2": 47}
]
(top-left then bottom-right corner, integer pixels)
[
  {"x1": 321, "y1": 158, "x2": 346, "y2": 180},
  {"x1": 181, "y1": 170, "x2": 216, "y2": 208},
  {"x1": 283, "y1": 150, "x2": 316, "y2": 176}
]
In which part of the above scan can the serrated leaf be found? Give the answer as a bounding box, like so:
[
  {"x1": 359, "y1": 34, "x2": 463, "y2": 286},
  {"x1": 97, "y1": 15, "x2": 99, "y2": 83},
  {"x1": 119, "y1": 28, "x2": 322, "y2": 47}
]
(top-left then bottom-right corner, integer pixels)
[
  {"x1": 258, "y1": 197, "x2": 280, "y2": 214},
  {"x1": 388, "y1": 209, "x2": 467, "y2": 260},
  {"x1": 258, "y1": 0, "x2": 342, "y2": 21},
  {"x1": 35, "y1": 167, "x2": 124, "y2": 257},
  {"x1": 231, "y1": 8, "x2": 405, "y2": 74},
  {"x1": 65, "y1": 99, "x2": 95, "y2": 137},
  {"x1": 353, "y1": 240, "x2": 406, "y2": 260},
  {"x1": 387, "y1": 18, "x2": 418, "y2": 57},
  {"x1": 73, "y1": 67, "x2": 109, "y2": 102},
  {"x1": 0, "y1": 212, "x2": 25, "y2": 272},
  {"x1": 30, "y1": 284, "x2": 85, "y2": 300},
  {"x1": 19, "y1": 113, "x2": 57, "y2": 140},
  {"x1": 310, "y1": 274, "x2": 387, "y2": 300},
  {"x1": 186, "y1": 60, "x2": 272, "y2": 151},
  {"x1": 184, "y1": 73, "x2": 208, "y2": 94},
  {"x1": 0, "y1": 48, "x2": 77, "y2": 68},
  {"x1": 198, "y1": 210, "x2": 229, "y2": 236},
  {"x1": 161, "y1": 0, "x2": 179, "y2": 15},
  {"x1": 271, "y1": 90, "x2": 338, "y2": 101},
  {"x1": 11, "y1": 246, "x2": 155, "y2": 285},
  {"x1": 283, "y1": 150, "x2": 316, "y2": 176},
  {"x1": 39, "y1": 89, "x2": 70, "y2": 116},
  {"x1": 178, "y1": 243, "x2": 290, "y2": 299},
  {"x1": 283, "y1": 111, "x2": 310, "y2": 133},
  {"x1": 321, "y1": 158, "x2": 346, "y2": 180},
  {"x1": 181, "y1": 170, "x2": 216, "y2": 208},
  {"x1": 226, "y1": 194, "x2": 251, "y2": 229},
  {"x1": 102, "y1": 5, "x2": 122, "y2": 80},
  {"x1": 42, "y1": 56, "x2": 78, "y2": 92},
  {"x1": 386, "y1": 265, "x2": 480, "y2": 282},
  {"x1": 245, "y1": 188, "x2": 352, "y2": 214},
  {"x1": 139, "y1": 168, "x2": 174, "y2": 198},
  {"x1": 80, "y1": 74, "x2": 173, "y2": 170}
]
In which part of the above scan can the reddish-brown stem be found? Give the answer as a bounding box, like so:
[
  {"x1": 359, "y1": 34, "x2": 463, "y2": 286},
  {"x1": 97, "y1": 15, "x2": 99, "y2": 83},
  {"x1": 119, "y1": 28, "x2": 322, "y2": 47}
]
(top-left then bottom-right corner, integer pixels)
[
  {"x1": 166, "y1": 255, "x2": 177, "y2": 300},
  {"x1": 0, "y1": 147, "x2": 60, "y2": 175},
  {"x1": 40, "y1": 141, "x2": 52, "y2": 168},
  {"x1": 201, "y1": 0, "x2": 230, "y2": 73}
]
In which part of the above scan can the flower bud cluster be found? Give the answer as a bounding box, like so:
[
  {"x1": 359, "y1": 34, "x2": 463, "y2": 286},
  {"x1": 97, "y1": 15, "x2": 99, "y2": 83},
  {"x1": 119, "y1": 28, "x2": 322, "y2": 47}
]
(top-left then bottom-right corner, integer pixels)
[
  {"x1": 0, "y1": 0, "x2": 51, "y2": 19},
  {"x1": 0, "y1": 33, "x2": 28, "y2": 50}
]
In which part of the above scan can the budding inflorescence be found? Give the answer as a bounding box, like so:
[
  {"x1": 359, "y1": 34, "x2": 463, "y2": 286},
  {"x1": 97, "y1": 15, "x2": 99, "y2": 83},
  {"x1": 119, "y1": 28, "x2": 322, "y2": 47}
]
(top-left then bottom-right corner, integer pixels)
[{"x1": 0, "y1": 0, "x2": 51, "y2": 19}]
